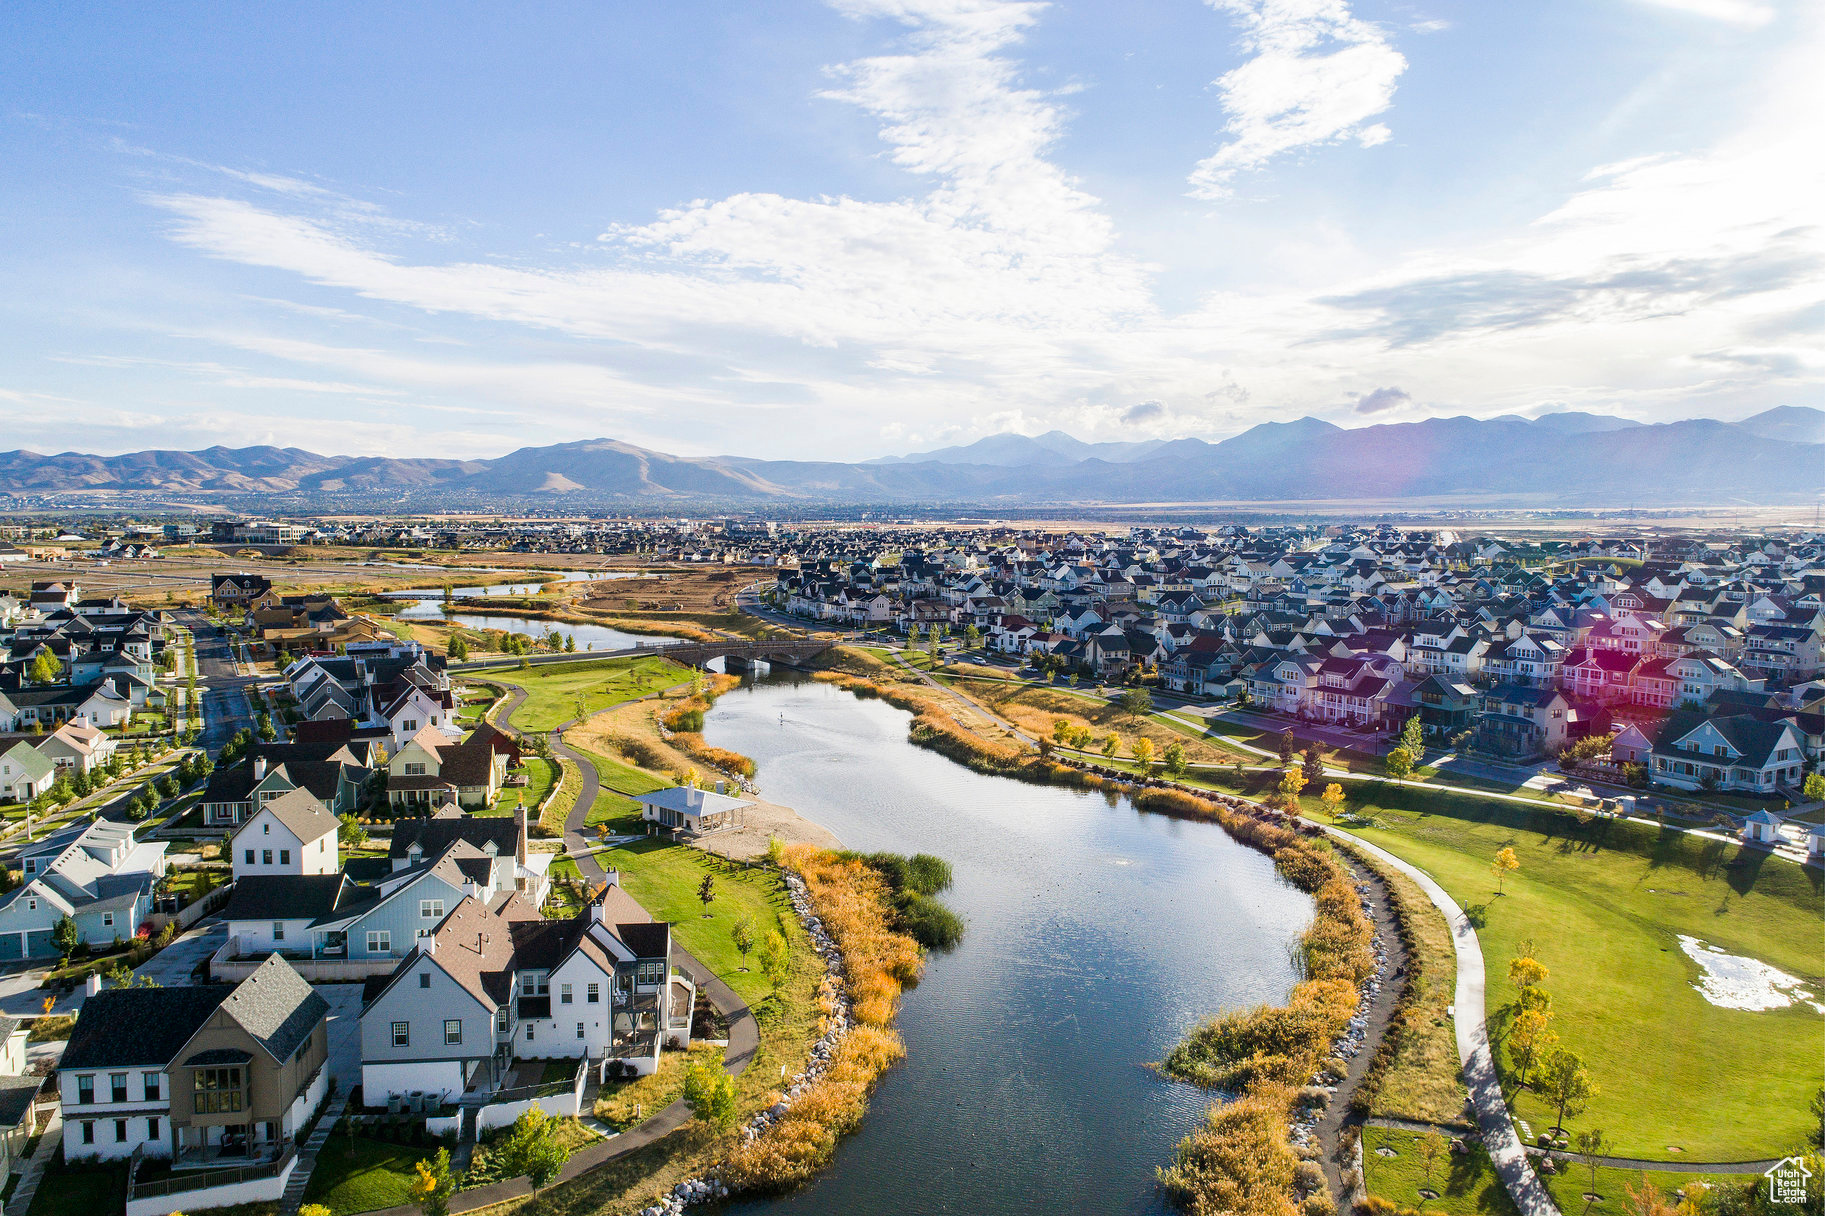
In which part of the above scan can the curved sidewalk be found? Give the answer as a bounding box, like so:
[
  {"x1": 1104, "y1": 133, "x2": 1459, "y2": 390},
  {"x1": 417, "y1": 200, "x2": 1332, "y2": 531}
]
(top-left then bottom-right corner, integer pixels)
[{"x1": 1321, "y1": 827, "x2": 1561, "y2": 1216}]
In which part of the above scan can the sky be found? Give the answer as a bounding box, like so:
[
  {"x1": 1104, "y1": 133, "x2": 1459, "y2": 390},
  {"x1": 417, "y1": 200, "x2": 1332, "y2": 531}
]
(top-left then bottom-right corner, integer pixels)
[{"x1": 1, "y1": 0, "x2": 1820, "y2": 462}]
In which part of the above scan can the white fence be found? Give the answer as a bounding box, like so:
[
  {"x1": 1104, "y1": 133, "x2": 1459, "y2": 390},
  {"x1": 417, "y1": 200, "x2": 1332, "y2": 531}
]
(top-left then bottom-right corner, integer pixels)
[
  {"x1": 124, "y1": 1152, "x2": 297, "y2": 1216},
  {"x1": 474, "y1": 1062, "x2": 587, "y2": 1132}
]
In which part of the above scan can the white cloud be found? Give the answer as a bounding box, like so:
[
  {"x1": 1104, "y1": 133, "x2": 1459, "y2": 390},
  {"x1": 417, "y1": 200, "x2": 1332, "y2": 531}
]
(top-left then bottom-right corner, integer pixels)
[
  {"x1": 1188, "y1": 0, "x2": 1408, "y2": 199},
  {"x1": 1628, "y1": 0, "x2": 1775, "y2": 28}
]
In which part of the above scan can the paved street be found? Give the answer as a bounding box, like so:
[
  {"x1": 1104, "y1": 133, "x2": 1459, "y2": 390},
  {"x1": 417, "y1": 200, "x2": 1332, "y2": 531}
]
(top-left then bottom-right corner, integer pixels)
[{"x1": 173, "y1": 608, "x2": 258, "y2": 751}]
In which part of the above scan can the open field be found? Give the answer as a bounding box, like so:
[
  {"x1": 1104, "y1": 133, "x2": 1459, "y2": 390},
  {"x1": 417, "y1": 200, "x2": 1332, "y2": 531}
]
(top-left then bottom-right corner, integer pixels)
[
  {"x1": 597, "y1": 838, "x2": 794, "y2": 1007},
  {"x1": 1361, "y1": 1127, "x2": 1745, "y2": 1216},
  {"x1": 1342, "y1": 799, "x2": 1823, "y2": 1160},
  {"x1": 498, "y1": 655, "x2": 683, "y2": 733}
]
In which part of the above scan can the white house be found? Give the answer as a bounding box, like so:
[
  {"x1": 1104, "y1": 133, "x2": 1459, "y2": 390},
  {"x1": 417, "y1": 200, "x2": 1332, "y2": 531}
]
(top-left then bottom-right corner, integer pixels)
[
  {"x1": 635, "y1": 785, "x2": 752, "y2": 836},
  {"x1": 230, "y1": 789, "x2": 341, "y2": 879}
]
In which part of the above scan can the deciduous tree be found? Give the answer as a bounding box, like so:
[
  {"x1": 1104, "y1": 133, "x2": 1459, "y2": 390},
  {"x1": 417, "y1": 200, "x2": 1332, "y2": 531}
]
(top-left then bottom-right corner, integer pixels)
[
  {"x1": 697, "y1": 872, "x2": 716, "y2": 918},
  {"x1": 1384, "y1": 748, "x2": 1414, "y2": 784},
  {"x1": 1131, "y1": 736, "x2": 1155, "y2": 772},
  {"x1": 683, "y1": 1056, "x2": 737, "y2": 1129},
  {"x1": 1540, "y1": 1048, "x2": 1595, "y2": 1134},
  {"x1": 731, "y1": 915, "x2": 754, "y2": 971},
  {"x1": 1492, "y1": 846, "x2": 1520, "y2": 895},
  {"x1": 1319, "y1": 783, "x2": 1346, "y2": 821},
  {"x1": 408, "y1": 1149, "x2": 455, "y2": 1216}
]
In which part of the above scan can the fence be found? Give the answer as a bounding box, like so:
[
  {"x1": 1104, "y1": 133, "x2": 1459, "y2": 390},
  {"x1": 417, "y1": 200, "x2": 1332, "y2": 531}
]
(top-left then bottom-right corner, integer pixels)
[
  {"x1": 124, "y1": 1149, "x2": 297, "y2": 1216},
  {"x1": 474, "y1": 1060, "x2": 588, "y2": 1132}
]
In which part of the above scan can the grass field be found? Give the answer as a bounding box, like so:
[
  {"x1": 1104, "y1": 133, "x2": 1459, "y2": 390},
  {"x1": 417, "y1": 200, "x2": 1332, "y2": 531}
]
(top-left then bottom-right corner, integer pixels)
[
  {"x1": 505, "y1": 656, "x2": 683, "y2": 734},
  {"x1": 1341, "y1": 798, "x2": 1823, "y2": 1160},
  {"x1": 26, "y1": 1154, "x2": 127, "y2": 1216},
  {"x1": 302, "y1": 1132, "x2": 423, "y2": 1215},
  {"x1": 572, "y1": 744, "x2": 667, "y2": 828},
  {"x1": 481, "y1": 755, "x2": 557, "y2": 818},
  {"x1": 598, "y1": 837, "x2": 796, "y2": 1006},
  {"x1": 1361, "y1": 1127, "x2": 1741, "y2": 1216}
]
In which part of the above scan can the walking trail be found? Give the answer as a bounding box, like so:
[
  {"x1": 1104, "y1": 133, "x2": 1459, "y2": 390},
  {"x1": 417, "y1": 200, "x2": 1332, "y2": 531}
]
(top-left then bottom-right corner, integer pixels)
[{"x1": 1323, "y1": 828, "x2": 1561, "y2": 1216}]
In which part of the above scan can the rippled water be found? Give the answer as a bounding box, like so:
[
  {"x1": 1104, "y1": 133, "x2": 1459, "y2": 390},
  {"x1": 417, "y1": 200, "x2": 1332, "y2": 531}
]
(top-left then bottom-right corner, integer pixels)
[{"x1": 704, "y1": 678, "x2": 1313, "y2": 1216}]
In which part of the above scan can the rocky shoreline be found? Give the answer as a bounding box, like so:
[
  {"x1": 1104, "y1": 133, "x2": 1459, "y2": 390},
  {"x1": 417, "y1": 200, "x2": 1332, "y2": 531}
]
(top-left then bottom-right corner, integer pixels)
[{"x1": 637, "y1": 867, "x2": 855, "y2": 1216}]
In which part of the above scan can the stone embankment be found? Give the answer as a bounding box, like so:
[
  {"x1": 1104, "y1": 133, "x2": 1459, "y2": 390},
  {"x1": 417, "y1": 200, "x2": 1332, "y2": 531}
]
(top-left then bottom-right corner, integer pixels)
[{"x1": 637, "y1": 868, "x2": 854, "y2": 1216}]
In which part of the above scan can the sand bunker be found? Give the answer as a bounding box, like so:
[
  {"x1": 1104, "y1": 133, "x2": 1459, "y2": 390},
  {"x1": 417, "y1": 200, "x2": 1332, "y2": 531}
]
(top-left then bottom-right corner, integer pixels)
[{"x1": 1677, "y1": 935, "x2": 1819, "y2": 1012}]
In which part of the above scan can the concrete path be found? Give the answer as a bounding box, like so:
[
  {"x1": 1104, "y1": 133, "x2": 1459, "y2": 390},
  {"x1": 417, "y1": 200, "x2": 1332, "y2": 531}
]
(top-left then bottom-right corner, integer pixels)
[
  {"x1": 8, "y1": 1101, "x2": 60, "y2": 1216},
  {"x1": 1322, "y1": 826, "x2": 1561, "y2": 1216},
  {"x1": 281, "y1": 1092, "x2": 347, "y2": 1215}
]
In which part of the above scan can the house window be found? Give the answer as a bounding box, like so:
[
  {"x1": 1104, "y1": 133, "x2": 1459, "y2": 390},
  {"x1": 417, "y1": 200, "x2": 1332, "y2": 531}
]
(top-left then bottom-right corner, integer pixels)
[
  {"x1": 102, "y1": 913, "x2": 114, "y2": 928},
  {"x1": 272, "y1": 921, "x2": 286, "y2": 942},
  {"x1": 193, "y1": 1068, "x2": 243, "y2": 1114},
  {"x1": 560, "y1": 984, "x2": 572, "y2": 1005},
  {"x1": 496, "y1": 1009, "x2": 508, "y2": 1034},
  {"x1": 525, "y1": 1023, "x2": 535, "y2": 1041},
  {"x1": 419, "y1": 900, "x2": 444, "y2": 920},
  {"x1": 636, "y1": 961, "x2": 665, "y2": 986},
  {"x1": 586, "y1": 983, "x2": 599, "y2": 1004},
  {"x1": 81, "y1": 1121, "x2": 94, "y2": 1145},
  {"x1": 404, "y1": 762, "x2": 426, "y2": 777},
  {"x1": 444, "y1": 1020, "x2": 462, "y2": 1045},
  {"x1": 419, "y1": 974, "x2": 431, "y2": 989},
  {"x1": 115, "y1": 1118, "x2": 127, "y2": 1143},
  {"x1": 367, "y1": 930, "x2": 391, "y2": 953},
  {"x1": 262, "y1": 823, "x2": 270, "y2": 834},
  {"x1": 147, "y1": 1116, "x2": 160, "y2": 1141},
  {"x1": 111, "y1": 1073, "x2": 128, "y2": 1102},
  {"x1": 279, "y1": 850, "x2": 290, "y2": 865},
  {"x1": 245, "y1": 849, "x2": 255, "y2": 865},
  {"x1": 576, "y1": 1022, "x2": 585, "y2": 1039},
  {"x1": 143, "y1": 1073, "x2": 160, "y2": 1102},
  {"x1": 26, "y1": 899, "x2": 34, "y2": 912},
  {"x1": 404, "y1": 720, "x2": 418, "y2": 732},
  {"x1": 262, "y1": 850, "x2": 272, "y2": 865},
  {"x1": 392, "y1": 1022, "x2": 410, "y2": 1047},
  {"x1": 77, "y1": 1075, "x2": 94, "y2": 1105}
]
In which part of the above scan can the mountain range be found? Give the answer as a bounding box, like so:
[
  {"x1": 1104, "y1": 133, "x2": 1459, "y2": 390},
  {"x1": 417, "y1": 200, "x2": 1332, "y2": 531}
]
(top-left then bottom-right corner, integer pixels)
[{"x1": 2, "y1": 407, "x2": 1822, "y2": 507}]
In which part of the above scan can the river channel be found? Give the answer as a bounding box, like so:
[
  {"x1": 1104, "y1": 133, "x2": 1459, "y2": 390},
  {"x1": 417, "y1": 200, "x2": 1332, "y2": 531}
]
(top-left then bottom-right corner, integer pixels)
[{"x1": 703, "y1": 676, "x2": 1315, "y2": 1216}]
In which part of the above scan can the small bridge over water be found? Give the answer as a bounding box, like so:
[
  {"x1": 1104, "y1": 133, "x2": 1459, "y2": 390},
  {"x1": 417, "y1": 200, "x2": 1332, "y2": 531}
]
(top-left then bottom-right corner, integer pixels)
[{"x1": 665, "y1": 637, "x2": 834, "y2": 671}]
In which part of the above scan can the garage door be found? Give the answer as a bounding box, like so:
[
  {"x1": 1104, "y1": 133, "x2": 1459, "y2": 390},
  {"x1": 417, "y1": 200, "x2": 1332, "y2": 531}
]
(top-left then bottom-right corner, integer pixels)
[
  {"x1": 24, "y1": 930, "x2": 56, "y2": 959},
  {"x1": 0, "y1": 934, "x2": 20, "y2": 961}
]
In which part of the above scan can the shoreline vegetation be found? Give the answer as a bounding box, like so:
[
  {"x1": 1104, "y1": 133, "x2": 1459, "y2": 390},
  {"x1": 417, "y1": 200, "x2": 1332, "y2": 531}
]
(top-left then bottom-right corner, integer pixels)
[{"x1": 721, "y1": 846, "x2": 960, "y2": 1193}]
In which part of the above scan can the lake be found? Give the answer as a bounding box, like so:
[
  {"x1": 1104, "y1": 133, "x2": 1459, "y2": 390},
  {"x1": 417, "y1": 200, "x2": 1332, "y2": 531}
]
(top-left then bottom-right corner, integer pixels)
[{"x1": 704, "y1": 677, "x2": 1314, "y2": 1216}]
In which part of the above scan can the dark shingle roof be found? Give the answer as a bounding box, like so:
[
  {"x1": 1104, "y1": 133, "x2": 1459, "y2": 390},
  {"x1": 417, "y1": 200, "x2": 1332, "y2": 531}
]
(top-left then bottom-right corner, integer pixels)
[
  {"x1": 221, "y1": 874, "x2": 356, "y2": 922},
  {"x1": 61, "y1": 985, "x2": 234, "y2": 1069},
  {"x1": 218, "y1": 955, "x2": 329, "y2": 1062}
]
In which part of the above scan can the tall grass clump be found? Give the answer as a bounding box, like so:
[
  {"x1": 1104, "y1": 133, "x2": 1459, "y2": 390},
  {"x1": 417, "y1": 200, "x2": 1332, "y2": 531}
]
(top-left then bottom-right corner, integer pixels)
[
  {"x1": 721, "y1": 846, "x2": 925, "y2": 1193},
  {"x1": 832, "y1": 851, "x2": 965, "y2": 950}
]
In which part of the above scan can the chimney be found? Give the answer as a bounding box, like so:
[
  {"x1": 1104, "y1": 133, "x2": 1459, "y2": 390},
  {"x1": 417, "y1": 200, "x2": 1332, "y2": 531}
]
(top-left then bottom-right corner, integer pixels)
[
  {"x1": 589, "y1": 897, "x2": 606, "y2": 926},
  {"x1": 602, "y1": 868, "x2": 620, "y2": 890},
  {"x1": 253, "y1": 757, "x2": 268, "y2": 780},
  {"x1": 424, "y1": 934, "x2": 436, "y2": 955},
  {"x1": 516, "y1": 805, "x2": 529, "y2": 867},
  {"x1": 85, "y1": 973, "x2": 101, "y2": 997}
]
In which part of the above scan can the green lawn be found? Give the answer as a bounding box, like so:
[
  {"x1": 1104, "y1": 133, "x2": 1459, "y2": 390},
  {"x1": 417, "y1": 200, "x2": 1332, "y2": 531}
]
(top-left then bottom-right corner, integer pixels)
[
  {"x1": 600, "y1": 838, "x2": 795, "y2": 1005},
  {"x1": 302, "y1": 1132, "x2": 425, "y2": 1216},
  {"x1": 1361, "y1": 1127, "x2": 1743, "y2": 1216},
  {"x1": 505, "y1": 656, "x2": 683, "y2": 734},
  {"x1": 481, "y1": 756, "x2": 557, "y2": 818},
  {"x1": 26, "y1": 1155, "x2": 126, "y2": 1216},
  {"x1": 572, "y1": 745, "x2": 666, "y2": 829},
  {"x1": 1340, "y1": 796, "x2": 1824, "y2": 1160}
]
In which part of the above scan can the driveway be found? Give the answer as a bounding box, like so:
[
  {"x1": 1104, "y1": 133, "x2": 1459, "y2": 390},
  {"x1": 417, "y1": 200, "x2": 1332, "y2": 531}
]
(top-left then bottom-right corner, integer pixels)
[
  {"x1": 0, "y1": 963, "x2": 71, "y2": 1018},
  {"x1": 133, "y1": 920, "x2": 226, "y2": 987},
  {"x1": 317, "y1": 983, "x2": 365, "y2": 1092}
]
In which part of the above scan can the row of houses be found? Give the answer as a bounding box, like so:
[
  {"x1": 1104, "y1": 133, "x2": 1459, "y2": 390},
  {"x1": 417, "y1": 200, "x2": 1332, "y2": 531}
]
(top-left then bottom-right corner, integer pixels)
[
  {"x1": 51, "y1": 790, "x2": 690, "y2": 1179},
  {"x1": 0, "y1": 581, "x2": 172, "y2": 732},
  {"x1": 775, "y1": 526, "x2": 1825, "y2": 792}
]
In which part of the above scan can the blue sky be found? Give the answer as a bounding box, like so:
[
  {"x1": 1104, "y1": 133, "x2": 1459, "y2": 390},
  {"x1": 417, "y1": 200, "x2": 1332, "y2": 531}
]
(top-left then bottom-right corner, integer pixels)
[{"x1": 1, "y1": 0, "x2": 1818, "y2": 461}]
